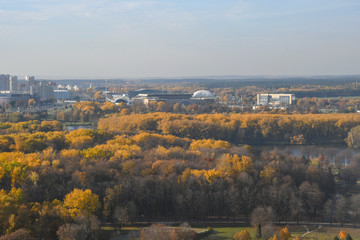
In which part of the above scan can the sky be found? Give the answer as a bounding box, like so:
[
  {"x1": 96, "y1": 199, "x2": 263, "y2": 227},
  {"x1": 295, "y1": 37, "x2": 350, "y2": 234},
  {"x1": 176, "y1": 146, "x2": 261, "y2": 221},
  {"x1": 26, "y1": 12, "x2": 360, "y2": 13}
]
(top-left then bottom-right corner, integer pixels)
[{"x1": 0, "y1": 0, "x2": 359, "y2": 79}]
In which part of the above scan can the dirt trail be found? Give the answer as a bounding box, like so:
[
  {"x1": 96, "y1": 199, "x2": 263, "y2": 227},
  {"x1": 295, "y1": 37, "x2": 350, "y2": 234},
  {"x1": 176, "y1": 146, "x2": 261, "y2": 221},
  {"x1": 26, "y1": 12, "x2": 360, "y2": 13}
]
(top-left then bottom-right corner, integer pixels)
[{"x1": 302, "y1": 225, "x2": 322, "y2": 237}]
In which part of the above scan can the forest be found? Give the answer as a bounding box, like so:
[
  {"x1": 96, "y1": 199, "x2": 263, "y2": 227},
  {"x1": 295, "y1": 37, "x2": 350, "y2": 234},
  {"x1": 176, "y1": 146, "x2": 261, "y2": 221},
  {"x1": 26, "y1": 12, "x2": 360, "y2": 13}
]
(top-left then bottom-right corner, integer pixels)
[
  {"x1": 0, "y1": 102, "x2": 360, "y2": 239},
  {"x1": 98, "y1": 112, "x2": 360, "y2": 145}
]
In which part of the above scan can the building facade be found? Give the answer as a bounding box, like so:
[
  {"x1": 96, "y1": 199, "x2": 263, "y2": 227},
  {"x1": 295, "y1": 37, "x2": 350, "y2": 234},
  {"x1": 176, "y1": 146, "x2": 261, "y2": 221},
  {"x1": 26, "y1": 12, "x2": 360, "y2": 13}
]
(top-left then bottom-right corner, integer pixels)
[
  {"x1": 0, "y1": 74, "x2": 10, "y2": 91},
  {"x1": 257, "y1": 93, "x2": 295, "y2": 106},
  {"x1": 30, "y1": 81, "x2": 54, "y2": 101}
]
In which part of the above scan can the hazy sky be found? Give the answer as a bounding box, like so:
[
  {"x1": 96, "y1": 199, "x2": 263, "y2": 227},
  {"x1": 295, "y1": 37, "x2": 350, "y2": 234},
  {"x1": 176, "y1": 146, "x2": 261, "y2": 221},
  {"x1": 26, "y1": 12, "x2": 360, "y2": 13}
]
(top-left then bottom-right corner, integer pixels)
[{"x1": 0, "y1": 0, "x2": 359, "y2": 79}]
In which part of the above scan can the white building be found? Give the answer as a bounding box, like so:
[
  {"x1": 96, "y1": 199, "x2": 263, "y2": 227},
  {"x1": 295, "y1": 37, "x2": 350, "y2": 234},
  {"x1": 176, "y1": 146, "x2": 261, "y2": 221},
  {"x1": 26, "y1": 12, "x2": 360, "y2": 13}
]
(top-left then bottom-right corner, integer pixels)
[
  {"x1": 257, "y1": 93, "x2": 295, "y2": 106},
  {"x1": 9, "y1": 76, "x2": 18, "y2": 92}
]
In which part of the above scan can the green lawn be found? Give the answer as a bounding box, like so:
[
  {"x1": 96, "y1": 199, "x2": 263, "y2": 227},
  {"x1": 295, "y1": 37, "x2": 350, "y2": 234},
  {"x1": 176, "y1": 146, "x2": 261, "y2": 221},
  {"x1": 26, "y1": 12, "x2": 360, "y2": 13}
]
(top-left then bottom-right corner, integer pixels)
[
  {"x1": 300, "y1": 226, "x2": 360, "y2": 240},
  {"x1": 202, "y1": 227, "x2": 255, "y2": 239},
  {"x1": 101, "y1": 224, "x2": 360, "y2": 240},
  {"x1": 100, "y1": 226, "x2": 141, "y2": 240},
  {"x1": 201, "y1": 225, "x2": 360, "y2": 240}
]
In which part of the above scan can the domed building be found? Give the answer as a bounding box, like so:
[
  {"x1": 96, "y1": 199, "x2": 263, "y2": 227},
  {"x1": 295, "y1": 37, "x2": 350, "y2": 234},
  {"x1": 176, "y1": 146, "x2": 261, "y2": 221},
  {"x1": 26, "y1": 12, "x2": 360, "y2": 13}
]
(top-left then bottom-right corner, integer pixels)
[
  {"x1": 128, "y1": 89, "x2": 217, "y2": 106},
  {"x1": 190, "y1": 90, "x2": 217, "y2": 104},
  {"x1": 192, "y1": 90, "x2": 214, "y2": 98}
]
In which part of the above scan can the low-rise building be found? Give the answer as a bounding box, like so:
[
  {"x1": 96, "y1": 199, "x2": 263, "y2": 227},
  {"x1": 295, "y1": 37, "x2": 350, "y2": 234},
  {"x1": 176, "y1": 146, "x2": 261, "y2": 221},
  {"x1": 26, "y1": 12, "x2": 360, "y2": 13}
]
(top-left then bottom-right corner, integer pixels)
[
  {"x1": 131, "y1": 90, "x2": 217, "y2": 106},
  {"x1": 257, "y1": 93, "x2": 295, "y2": 106}
]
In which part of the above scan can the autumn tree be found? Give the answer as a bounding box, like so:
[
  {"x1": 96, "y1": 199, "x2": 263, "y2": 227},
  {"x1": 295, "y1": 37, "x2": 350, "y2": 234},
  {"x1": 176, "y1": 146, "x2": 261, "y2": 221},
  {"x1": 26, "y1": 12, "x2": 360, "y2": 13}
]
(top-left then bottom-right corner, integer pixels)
[
  {"x1": 346, "y1": 125, "x2": 360, "y2": 148},
  {"x1": 62, "y1": 189, "x2": 100, "y2": 218},
  {"x1": 28, "y1": 99, "x2": 36, "y2": 108},
  {"x1": 93, "y1": 91, "x2": 105, "y2": 102},
  {"x1": 233, "y1": 230, "x2": 251, "y2": 240},
  {"x1": 339, "y1": 231, "x2": 347, "y2": 239},
  {"x1": 100, "y1": 102, "x2": 116, "y2": 113},
  {"x1": 278, "y1": 227, "x2": 291, "y2": 240}
]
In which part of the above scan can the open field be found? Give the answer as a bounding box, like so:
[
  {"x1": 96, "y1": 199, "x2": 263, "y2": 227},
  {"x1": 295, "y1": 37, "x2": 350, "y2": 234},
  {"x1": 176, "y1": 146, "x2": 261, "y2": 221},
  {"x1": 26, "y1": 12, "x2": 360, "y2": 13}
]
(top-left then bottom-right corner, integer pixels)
[
  {"x1": 99, "y1": 224, "x2": 360, "y2": 239},
  {"x1": 106, "y1": 225, "x2": 360, "y2": 240},
  {"x1": 201, "y1": 225, "x2": 360, "y2": 240}
]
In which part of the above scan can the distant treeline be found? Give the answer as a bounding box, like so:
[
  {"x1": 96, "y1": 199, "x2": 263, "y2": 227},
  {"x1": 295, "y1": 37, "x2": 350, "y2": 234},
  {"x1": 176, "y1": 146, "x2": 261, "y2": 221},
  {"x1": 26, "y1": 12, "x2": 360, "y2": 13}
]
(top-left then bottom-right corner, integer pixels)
[
  {"x1": 198, "y1": 76, "x2": 360, "y2": 89},
  {"x1": 98, "y1": 113, "x2": 360, "y2": 145},
  {"x1": 292, "y1": 89, "x2": 360, "y2": 98}
]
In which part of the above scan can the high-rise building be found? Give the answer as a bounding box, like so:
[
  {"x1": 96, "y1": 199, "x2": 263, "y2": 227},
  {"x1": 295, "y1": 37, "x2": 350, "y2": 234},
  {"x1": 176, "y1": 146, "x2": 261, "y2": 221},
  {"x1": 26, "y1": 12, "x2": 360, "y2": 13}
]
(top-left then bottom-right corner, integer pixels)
[
  {"x1": 25, "y1": 76, "x2": 35, "y2": 82},
  {"x1": 9, "y1": 76, "x2": 18, "y2": 92},
  {"x1": 0, "y1": 74, "x2": 10, "y2": 91},
  {"x1": 25, "y1": 76, "x2": 35, "y2": 91},
  {"x1": 30, "y1": 81, "x2": 54, "y2": 100}
]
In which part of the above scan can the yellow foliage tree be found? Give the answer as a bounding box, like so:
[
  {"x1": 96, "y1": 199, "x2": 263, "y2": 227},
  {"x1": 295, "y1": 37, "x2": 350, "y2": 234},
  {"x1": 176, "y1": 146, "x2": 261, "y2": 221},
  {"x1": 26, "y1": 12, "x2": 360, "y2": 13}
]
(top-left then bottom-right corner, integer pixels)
[
  {"x1": 279, "y1": 227, "x2": 291, "y2": 240},
  {"x1": 101, "y1": 102, "x2": 116, "y2": 113},
  {"x1": 260, "y1": 162, "x2": 278, "y2": 182},
  {"x1": 339, "y1": 231, "x2": 347, "y2": 239},
  {"x1": 269, "y1": 235, "x2": 278, "y2": 240},
  {"x1": 190, "y1": 139, "x2": 231, "y2": 150},
  {"x1": 63, "y1": 189, "x2": 100, "y2": 218},
  {"x1": 233, "y1": 230, "x2": 251, "y2": 240},
  {"x1": 217, "y1": 154, "x2": 253, "y2": 177}
]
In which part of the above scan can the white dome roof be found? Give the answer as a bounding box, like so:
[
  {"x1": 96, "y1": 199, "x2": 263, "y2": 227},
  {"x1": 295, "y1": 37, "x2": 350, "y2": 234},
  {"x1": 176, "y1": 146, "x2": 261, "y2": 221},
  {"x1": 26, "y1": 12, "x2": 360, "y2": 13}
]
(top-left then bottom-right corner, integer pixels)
[{"x1": 192, "y1": 90, "x2": 214, "y2": 98}]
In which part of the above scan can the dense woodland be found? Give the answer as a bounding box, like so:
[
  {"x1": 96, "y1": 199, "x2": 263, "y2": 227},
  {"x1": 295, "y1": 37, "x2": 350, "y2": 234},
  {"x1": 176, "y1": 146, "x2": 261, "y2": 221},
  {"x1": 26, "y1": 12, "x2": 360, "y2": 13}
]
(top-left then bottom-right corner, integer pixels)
[
  {"x1": 98, "y1": 112, "x2": 360, "y2": 145},
  {"x1": 1, "y1": 104, "x2": 360, "y2": 239}
]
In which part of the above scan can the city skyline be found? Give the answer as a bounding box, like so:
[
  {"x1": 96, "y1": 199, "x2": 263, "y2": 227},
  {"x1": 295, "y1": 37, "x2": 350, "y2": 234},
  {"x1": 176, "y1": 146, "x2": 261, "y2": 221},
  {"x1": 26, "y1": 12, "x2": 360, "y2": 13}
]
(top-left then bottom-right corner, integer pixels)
[{"x1": 1, "y1": 0, "x2": 360, "y2": 79}]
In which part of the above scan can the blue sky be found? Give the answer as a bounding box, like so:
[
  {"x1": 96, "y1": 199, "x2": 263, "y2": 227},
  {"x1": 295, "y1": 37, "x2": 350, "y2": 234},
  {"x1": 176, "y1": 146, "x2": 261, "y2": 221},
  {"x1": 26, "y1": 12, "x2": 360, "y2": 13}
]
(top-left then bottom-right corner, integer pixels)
[{"x1": 0, "y1": 0, "x2": 359, "y2": 79}]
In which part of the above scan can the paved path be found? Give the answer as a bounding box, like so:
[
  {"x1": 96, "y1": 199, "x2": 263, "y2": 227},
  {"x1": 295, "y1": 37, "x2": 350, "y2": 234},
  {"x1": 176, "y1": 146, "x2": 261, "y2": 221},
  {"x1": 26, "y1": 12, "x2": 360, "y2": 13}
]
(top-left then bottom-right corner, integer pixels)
[{"x1": 302, "y1": 225, "x2": 322, "y2": 237}]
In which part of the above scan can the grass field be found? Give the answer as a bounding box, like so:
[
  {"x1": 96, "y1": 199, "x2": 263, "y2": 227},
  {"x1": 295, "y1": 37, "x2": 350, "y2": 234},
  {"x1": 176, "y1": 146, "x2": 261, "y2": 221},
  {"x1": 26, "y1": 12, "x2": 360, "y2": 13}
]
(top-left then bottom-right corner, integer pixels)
[
  {"x1": 101, "y1": 224, "x2": 360, "y2": 239},
  {"x1": 202, "y1": 225, "x2": 360, "y2": 240}
]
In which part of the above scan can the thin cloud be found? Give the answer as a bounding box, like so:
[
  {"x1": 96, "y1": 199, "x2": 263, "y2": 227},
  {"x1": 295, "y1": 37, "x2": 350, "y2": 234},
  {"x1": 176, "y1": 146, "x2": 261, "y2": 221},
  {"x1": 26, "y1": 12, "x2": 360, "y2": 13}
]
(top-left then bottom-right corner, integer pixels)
[
  {"x1": 0, "y1": 0, "x2": 161, "y2": 21},
  {"x1": 229, "y1": 0, "x2": 248, "y2": 16},
  {"x1": 228, "y1": 0, "x2": 360, "y2": 20}
]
